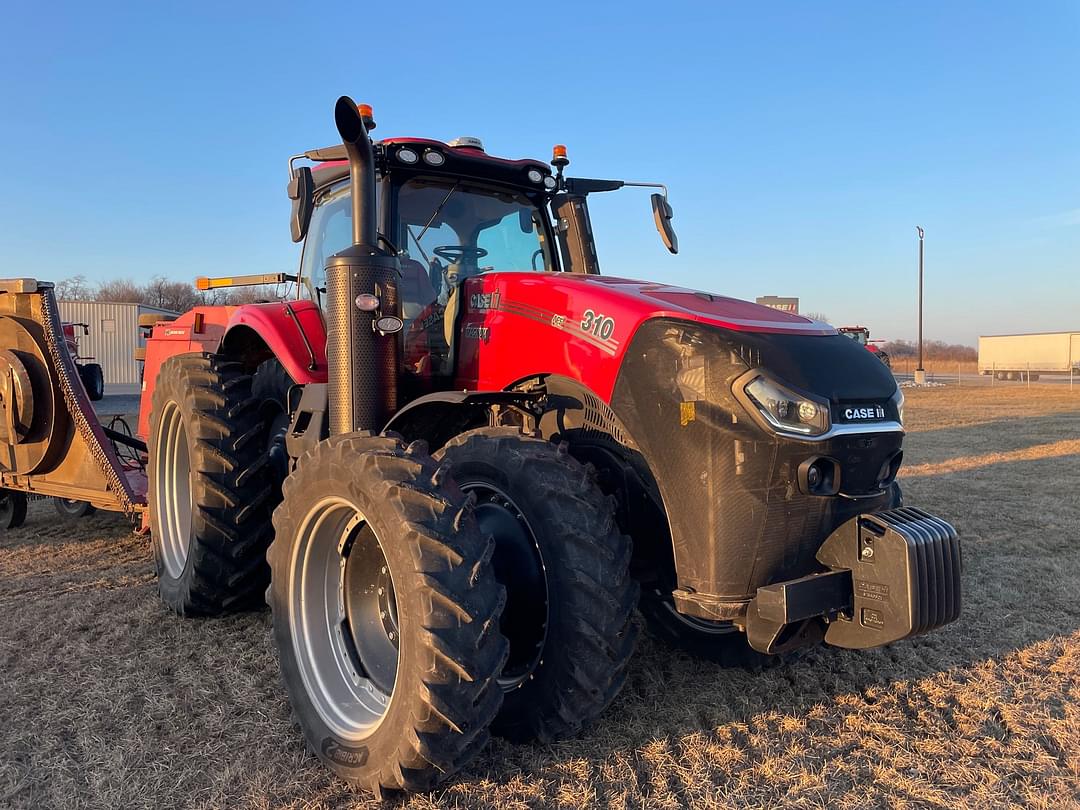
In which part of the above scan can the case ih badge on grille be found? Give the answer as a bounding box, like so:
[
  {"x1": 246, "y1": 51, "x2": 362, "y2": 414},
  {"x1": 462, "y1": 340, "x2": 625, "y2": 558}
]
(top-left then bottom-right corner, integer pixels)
[
  {"x1": 844, "y1": 404, "x2": 887, "y2": 421},
  {"x1": 0, "y1": 95, "x2": 960, "y2": 796}
]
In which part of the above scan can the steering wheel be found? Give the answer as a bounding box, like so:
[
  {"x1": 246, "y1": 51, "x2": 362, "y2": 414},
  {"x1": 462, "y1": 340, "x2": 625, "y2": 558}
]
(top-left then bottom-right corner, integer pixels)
[{"x1": 434, "y1": 245, "x2": 488, "y2": 264}]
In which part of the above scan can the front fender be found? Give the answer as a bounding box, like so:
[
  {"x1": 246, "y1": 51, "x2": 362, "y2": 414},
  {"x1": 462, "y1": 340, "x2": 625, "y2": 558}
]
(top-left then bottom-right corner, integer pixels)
[
  {"x1": 223, "y1": 300, "x2": 327, "y2": 384},
  {"x1": 382, "y1": 391, "x2": 541, "y2": 449}
]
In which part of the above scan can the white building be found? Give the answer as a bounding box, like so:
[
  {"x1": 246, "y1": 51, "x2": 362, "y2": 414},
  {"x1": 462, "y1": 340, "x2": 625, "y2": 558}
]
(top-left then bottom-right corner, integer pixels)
[{"x1": 58, "y1": 301, "x2": 178, "y2": 395}]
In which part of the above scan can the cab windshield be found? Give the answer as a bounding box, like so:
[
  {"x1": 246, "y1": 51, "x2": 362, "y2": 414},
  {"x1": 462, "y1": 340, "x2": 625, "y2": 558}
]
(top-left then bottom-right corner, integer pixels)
[
  {"x1": 298, "y1": 178, "x2": 555, "y2": 308},
  {"x1": 396, "y1": 179, "x2": 554, "y2": 304}
]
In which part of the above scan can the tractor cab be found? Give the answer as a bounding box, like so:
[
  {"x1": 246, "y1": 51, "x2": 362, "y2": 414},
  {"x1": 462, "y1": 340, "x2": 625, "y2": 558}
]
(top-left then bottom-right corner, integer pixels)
[
  {"x1": 286, "y1": 107, "x2": 678, "y2": 391},
  {"x1": 839, "y1": 325, "x2": 871, "y2": 345}
]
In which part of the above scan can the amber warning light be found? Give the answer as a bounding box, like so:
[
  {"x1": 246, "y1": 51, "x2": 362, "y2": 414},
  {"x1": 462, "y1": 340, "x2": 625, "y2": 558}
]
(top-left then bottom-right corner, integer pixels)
[{"x1": 358, "y1": 103, "x2": 376, "y2": 130}]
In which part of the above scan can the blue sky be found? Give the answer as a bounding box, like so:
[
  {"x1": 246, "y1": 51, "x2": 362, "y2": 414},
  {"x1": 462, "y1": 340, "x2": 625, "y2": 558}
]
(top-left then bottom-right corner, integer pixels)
[{"x1": 1, "y1": 2, "x2": 1076, "y2": 345}]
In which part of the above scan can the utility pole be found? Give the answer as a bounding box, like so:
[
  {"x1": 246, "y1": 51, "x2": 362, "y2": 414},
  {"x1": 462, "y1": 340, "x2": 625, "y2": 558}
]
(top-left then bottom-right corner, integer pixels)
[{"x1": 915, "y1": 226, "x2": 926, "y2": 385}]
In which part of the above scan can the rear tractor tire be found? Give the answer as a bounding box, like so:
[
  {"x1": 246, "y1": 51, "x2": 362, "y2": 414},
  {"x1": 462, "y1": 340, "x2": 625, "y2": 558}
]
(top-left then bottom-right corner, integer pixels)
[
  {"x1": 147, "y1": 354, "x2": 274, "y2": 615},
  {"x1": 252, "y1": 358, "x2": 295, "y2": 489},
  {"x1": 267, "y1": 434, "x2": 508, "y2": 794},
  {"x1": 435, "y1": 428, "x2": 639, "y2": 743}
]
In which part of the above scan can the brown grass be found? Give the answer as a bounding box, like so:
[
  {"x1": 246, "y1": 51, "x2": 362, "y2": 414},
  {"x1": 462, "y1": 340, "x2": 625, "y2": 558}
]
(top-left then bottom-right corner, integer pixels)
[{"x1": 2, "y1": 387, "x2": 1080, "y2": 809}]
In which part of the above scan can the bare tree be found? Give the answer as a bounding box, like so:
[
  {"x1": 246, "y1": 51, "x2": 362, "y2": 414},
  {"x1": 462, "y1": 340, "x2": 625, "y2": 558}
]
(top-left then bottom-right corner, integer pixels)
[
  {"x1": 95, "y1": 278, "x2": 145, "y2": 303},
  {"x1": 222, "y1": 284, "x2": 286, "y2": 305},
  {"x1": 55, "y1": 275, "x2": 93, "y2": 301},
  {"x1": 803, "y1": 311, "x2": 831, "y2": 323},
  {"x1": 144, "y1": 276, "x2": 201, "y2": 312}
]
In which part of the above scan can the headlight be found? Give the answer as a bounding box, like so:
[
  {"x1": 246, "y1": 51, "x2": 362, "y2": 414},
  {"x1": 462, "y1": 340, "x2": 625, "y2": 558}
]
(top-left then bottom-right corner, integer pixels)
[
  {"x1": 743, "y1": 375, "x2": 830, "y2": 436},
  {"x1": 894, "y1": 387, "x2": 905, "y2": 425}
]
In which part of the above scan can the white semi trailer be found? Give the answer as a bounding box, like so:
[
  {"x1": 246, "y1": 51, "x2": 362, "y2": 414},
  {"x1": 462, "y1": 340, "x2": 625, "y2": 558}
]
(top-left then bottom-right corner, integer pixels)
[{"x1": 979, "y1": 331, "x2": 1080, "y2": 380}]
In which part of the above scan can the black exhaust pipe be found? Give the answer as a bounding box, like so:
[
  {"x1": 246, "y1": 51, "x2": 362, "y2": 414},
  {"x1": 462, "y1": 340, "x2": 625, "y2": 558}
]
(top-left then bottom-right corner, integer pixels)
[
  {"x1": 334, "y1": 96, "x2": 377, "y2": 247},
  {"x1": 324, "y1": 96, "x2": 401, "y2": 436}
]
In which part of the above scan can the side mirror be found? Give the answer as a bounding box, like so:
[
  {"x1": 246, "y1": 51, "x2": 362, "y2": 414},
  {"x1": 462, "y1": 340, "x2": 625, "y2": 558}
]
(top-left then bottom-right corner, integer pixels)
[
  {"x1": 288, "y1": 166, "x2": 315, "y2": 243},
  {"x1": 651, "y1": 193, "x2": 678, "y2": 254}
]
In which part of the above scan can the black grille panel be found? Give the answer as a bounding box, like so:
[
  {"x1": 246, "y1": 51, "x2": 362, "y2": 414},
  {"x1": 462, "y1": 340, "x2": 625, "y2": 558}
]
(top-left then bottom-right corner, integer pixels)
[{"x1": 610, "y1": 319, "x2": 904, "y2": 607}]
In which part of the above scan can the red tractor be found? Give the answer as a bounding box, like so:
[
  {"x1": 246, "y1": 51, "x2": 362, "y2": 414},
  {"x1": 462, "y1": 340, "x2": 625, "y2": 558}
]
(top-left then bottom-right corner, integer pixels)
[
  {"x1": 0, "y1": 97, "x2": 960, "y2": 795},
  {"x1": 839, "y1": 325, "x2": 891, "y2": 368},
  {"x1": 62, "y1": 321, "x2": 105, "y2": 400}
]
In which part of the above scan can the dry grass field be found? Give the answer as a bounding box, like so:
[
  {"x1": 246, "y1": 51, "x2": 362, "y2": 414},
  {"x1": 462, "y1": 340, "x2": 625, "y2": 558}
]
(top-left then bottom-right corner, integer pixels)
[{"x1": 2, "y1": 386, "x2": 1079, "y2": 809}]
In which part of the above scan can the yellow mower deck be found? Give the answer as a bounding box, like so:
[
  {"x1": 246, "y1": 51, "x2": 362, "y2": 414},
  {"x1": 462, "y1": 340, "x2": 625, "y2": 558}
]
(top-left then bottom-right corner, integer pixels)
[{"x1": 0, "y1": 278, "x2": 145, "y2": 515}]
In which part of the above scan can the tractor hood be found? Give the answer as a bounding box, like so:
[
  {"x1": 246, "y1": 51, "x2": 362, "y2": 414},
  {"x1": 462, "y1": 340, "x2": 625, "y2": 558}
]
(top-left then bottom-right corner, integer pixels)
[{"x1": 578, "y1": 275, "x2": 833, "y2": 336}]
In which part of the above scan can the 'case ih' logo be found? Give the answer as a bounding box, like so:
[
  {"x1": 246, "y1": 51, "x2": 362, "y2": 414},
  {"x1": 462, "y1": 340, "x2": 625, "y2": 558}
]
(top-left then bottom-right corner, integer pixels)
[
  {"x1": 470, "y1": 291, "x2": 501, "y2": 311},
  {"x1": 843, "y1": 405, "x2": 886, "y2": 421}
]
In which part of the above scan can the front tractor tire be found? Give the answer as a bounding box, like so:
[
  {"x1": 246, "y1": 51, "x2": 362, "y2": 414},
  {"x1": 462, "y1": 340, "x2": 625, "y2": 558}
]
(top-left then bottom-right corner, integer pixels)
[
  {"x1": 267, "y1": 435, "x2": 508, "y2": 794},
  {"x1": 639, "y1": 591, "x2": 772, "y2": 669},
  {"x1": 435, "y1": 428, "x2": 639, "y2": 743},
  {"x1": 147, "y1": 354, "x2": 274, "y2": 615}
]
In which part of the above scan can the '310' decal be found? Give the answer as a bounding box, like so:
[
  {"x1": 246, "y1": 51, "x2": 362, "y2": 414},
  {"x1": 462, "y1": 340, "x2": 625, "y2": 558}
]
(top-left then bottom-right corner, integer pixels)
[{"x1": 580, "y1": 309, "x2": 616, "y2": 340}]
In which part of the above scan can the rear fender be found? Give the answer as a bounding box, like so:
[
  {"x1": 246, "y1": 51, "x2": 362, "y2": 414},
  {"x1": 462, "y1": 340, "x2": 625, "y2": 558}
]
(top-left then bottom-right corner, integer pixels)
[
  {"x1": 222, "y1": 300, "x2": 327, "y2": 384},
  {"x1": 138, "y1": 301, "x2": 327, "y2": 439}
]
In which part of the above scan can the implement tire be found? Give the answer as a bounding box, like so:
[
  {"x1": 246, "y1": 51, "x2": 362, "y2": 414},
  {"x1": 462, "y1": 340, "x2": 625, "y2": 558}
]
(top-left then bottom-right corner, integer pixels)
[
  {"x1": 54, "y1": 498, "x2": 95, "y2": 520},
  {"x1": 147, "y1": 353, "x2": 273, "y2": 615},
  {"x1": 435, "y1": 427, "x2": 639, "y2": 743},
  {"x1": 0, "y1": 490, "x2": 27, "y2": 529},
  {"x1": 267, "y1": 434, "x2": 508, "y2": 795},
  {"x1": 78, "y1": 362, "x2": 104, "y2": 401}
]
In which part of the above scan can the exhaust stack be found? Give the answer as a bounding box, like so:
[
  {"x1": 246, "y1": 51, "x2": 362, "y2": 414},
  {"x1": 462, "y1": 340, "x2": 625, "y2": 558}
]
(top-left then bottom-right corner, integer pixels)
[{"x1": 324, "y1": 96, "x2": 401, "y2": 436}]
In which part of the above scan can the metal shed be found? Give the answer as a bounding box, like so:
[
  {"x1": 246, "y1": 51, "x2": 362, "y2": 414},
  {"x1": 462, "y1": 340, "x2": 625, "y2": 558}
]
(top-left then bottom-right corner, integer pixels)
[{"x1": 58, "y1": 301, "x2": 178, "y2": 395}]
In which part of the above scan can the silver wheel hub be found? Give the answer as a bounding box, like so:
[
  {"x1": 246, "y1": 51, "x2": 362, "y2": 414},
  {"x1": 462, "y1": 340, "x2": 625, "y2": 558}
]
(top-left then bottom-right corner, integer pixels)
[
  {"x1": 154, "y1": 401, "x2": 193, "y2": 579},
  {"x1": 290, "y1": 497, "x2": 399, "y2": 740}
]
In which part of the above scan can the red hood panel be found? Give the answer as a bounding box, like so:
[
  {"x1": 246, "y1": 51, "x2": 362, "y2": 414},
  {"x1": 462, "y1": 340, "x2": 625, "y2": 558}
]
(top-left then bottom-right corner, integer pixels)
[{"x1": 582, "y1": 276, "x2": 832, "y2": 335}]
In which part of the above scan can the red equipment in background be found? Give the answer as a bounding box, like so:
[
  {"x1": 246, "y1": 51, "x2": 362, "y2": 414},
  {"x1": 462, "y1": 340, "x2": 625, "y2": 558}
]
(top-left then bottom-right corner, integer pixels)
[{"x1": 838, "y1": 325, "x2": 891, "y2": 368}]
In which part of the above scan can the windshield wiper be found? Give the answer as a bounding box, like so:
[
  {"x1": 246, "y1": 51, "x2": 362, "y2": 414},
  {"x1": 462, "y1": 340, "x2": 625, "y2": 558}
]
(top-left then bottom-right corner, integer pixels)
[{"x1": 413, "y1": 182, "x2": 459, "y2": 246}]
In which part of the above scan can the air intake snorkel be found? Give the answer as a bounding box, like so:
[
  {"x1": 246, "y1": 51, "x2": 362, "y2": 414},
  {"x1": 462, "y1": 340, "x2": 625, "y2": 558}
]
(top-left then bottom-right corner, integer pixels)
[{"x1": 324, "y1": 96, "x2": 401, "y2": 436}]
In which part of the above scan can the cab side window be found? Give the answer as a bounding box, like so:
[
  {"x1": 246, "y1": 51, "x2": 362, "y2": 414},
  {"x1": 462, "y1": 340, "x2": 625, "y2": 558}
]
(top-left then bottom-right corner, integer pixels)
[{"x1": 299, "y1": 183, "x2": 351, "y2": 301}]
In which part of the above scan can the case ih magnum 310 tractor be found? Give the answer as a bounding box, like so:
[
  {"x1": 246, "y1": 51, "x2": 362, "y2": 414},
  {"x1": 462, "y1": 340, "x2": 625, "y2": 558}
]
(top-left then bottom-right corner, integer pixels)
[{"x1": 0, "y1": 97, "x2": 960, "y2": 794}]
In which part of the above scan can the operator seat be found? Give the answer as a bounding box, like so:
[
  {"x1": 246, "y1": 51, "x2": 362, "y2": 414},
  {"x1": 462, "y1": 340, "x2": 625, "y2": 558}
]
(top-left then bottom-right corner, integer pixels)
[{"x1": 398, "y1": 258, "x2": 438, "y2": 321}]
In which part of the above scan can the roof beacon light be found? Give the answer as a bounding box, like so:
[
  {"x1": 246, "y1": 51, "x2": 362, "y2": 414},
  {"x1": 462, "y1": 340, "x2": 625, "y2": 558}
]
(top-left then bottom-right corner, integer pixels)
[
  {"x1": 551, "y1": 144, "x2": 569, "y2": 168},
  {"x1": 448, "y1": 136, "x2": 484, "y2": 150},
  {"x1": 357, "y1": 103, "x2": 376, "y2": 131}
]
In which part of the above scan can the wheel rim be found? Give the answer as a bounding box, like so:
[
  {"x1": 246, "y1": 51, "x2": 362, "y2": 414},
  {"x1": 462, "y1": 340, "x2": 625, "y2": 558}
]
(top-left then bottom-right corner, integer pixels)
[
  {"x1": 460, "y1": 482, "x2": 548, "y2": 690},
  {"x1": 154, "y1": 401, "x2": 193, "y2": 579},
  {"x1": 290, "y1": 497, "x2": 399, "y2": 740}
]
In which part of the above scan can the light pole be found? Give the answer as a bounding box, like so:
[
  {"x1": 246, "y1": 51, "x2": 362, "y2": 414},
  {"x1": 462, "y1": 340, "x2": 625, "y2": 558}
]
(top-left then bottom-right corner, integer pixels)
[{"x1": 915, "y1": 226, "x2": 926, "y2": 385}]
